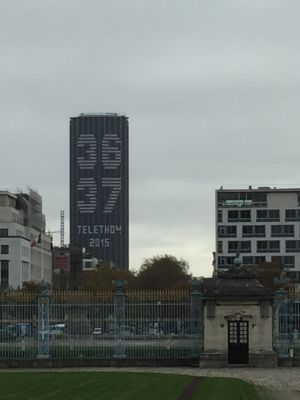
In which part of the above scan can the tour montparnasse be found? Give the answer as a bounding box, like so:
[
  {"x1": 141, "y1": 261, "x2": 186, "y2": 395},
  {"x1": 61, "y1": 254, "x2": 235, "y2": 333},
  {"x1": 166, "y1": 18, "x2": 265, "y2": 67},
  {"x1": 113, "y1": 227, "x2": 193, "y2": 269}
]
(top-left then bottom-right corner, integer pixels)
[{"x1": 70, "y1": 113, "x2": 129, "y2": 270}]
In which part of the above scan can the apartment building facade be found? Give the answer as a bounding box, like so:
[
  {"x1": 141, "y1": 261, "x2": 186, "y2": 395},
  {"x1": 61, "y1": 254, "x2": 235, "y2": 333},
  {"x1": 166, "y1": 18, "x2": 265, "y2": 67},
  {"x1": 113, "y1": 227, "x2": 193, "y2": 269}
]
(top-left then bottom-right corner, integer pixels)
[
  {"x1": 215, "y1": 187, "x2": 300, "y2": 280},
  {"x1": 0, "y1": 189, "x2": 52, "y2": 289}
]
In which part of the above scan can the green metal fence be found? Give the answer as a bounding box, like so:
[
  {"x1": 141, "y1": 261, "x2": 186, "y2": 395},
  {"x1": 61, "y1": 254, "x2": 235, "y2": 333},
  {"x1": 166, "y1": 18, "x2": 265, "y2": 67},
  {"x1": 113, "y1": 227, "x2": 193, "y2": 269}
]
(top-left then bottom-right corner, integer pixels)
[
  {"x1": 274, "y1": 287, "x2": 300, "y2": 358},
  {"x1": 0, "y1": 285, "x2": 203, "y2": 360},
  {"x1": 5, "y1": 284, "x2": 300, "y2": 362}
]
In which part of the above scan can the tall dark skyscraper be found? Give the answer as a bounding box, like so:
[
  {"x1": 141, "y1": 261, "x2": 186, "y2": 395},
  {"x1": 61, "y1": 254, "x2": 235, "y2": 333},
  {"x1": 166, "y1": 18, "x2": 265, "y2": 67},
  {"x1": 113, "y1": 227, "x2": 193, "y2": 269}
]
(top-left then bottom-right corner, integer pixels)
[{"x1": 70, "y1": 113, "x2": 129, "y2": 269}]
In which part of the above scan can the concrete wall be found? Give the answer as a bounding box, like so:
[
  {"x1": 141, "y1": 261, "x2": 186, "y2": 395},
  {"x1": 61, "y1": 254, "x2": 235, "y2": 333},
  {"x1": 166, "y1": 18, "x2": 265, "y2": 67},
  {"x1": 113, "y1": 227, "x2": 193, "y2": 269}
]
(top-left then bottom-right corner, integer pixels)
[
  {"x1": 0, "y1": 237, "x2": 30, "y2": 288},
  {"x1": 0, "y1": 358, "x2": 199, "y2": 369}
]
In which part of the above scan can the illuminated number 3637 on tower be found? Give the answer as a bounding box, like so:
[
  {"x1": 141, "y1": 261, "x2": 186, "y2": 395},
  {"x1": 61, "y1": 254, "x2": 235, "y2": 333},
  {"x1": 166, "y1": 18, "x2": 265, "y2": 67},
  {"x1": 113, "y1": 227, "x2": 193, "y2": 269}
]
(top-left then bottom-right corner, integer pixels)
[{"x1": 70, "y1": 113, "x2": 129, "y2": 270}]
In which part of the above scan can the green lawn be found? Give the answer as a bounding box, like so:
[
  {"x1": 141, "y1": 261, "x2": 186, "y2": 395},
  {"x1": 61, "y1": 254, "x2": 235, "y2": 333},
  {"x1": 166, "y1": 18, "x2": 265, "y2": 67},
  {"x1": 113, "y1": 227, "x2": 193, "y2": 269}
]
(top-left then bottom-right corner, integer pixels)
[
  {"x1": 195, "y1": 377, "x2": 271, "y2": 400},
  {"x1": 0, "y1": 372, "x2": 271, "y2": 400}
]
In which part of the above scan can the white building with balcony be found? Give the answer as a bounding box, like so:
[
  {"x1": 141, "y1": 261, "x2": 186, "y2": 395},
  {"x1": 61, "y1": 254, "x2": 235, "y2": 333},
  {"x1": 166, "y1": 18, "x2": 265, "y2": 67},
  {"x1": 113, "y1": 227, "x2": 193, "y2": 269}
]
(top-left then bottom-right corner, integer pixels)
[
  {"x1": 215, "y1": 187, "x2": 300, "y2": 280},
  {"x1": 0, "y1": 189, "x2": 52, "y2": 289}
]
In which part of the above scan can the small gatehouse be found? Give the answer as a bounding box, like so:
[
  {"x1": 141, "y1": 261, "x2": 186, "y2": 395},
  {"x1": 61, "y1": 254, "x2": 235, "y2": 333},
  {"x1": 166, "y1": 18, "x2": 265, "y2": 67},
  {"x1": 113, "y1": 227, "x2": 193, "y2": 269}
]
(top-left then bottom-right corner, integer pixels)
[{"x1": 200, "y1": 267, "x2": 277, "y2": 368}]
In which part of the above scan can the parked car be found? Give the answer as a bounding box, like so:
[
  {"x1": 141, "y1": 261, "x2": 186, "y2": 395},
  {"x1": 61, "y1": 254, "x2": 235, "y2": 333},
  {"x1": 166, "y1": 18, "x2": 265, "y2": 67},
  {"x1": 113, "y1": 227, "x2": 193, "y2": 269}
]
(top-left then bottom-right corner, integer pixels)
[
  {"x1": 50, "y1": 324, "x2": 66, "y2": 339},
  {"x1": 0, "y1": 329, "x2": 17, "y2": 342},
  {"x1": 46, "y1": 324, "x2": 66, "y2": 339},
  {"x1": 7, "y1": 323, "x2": 32, "y2": 338},
  {"x1": 93, "y1": 327, "x2": 102, "y2": 339},
  {"x1": 120, "y1": 325, "x2": 134, "y2": 337}
]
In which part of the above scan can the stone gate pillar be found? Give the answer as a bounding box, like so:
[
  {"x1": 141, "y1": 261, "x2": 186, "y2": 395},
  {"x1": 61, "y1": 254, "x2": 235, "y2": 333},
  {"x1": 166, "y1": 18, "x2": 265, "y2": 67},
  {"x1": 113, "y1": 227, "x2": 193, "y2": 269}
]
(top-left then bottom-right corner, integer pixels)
[
  {"x1": 113, "y1": 279, "x2": 127, "y2": 358},
  {"x1": 37, "y1": 287, "x2": 50, "y2": 358},
  {"x1": 190, "y1": 279, "x2": 203, "y2": 341}
]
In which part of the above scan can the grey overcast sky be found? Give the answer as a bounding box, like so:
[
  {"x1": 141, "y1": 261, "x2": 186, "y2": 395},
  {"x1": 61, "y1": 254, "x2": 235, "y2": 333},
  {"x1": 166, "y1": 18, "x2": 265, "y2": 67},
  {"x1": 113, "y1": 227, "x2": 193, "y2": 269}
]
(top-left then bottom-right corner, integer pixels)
[{"x1": 1, "y1": 0, "x2": 300, "y2": 277}]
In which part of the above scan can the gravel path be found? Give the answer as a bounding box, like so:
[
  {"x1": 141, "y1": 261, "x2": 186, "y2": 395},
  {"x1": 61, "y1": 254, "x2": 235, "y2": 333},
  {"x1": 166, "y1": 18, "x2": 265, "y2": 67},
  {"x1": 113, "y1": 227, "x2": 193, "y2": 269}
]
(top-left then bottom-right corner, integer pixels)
[{"x1": 176, "y1": 377, "x2": 202, "y2": 400}]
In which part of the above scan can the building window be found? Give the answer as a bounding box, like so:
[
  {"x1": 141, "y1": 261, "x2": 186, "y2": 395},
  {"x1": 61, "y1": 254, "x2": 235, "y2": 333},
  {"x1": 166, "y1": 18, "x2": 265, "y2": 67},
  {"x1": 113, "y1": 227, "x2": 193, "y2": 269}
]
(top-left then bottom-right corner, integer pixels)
[
  {"x1": 257, "y1": 241, "x2": 267, "y2": 251},
  {"x1": 252, "y1": 192, "x2": 267, "y2": 207},
  {"x1": 228, "y1": 210, "x2": 251, "y2": 222},
  {"x1": 286, "y1": 240, "x2": 300, "y2": 252},
  {"x1": 228, "y1": 241, "x2": 238, "y2": 252},
  {"x1": 228, "y1": 241, "x2": 251, "y2": 253},
  {"x1": 217, "y1": 210, "x2": 222, "y2": 223},
  {"x1": 243, "y1": 256, "x2": 254, "y2": 265},
  {"x1": 256, "y1": 256, "x2": 266, "y2": 264},
  {"x1": 218, "y1": 241, "x2": 223, "y2": 253},
  {"x1": 218, "y1": 257, "x2": 225, "y2": 268},
  {"x1": 242, "y1": 256, "x2": 266, "y2": 265},
  {"x1": 228, "y1": 210, "x2": 238, "y2": 221},
  {"x1": 257, "y1": 209, "x2": 280, "y2": 222},
  {"x1": 270, "y1": 241, "x2": 280, "y2": 252},
  {"x1": 226, "y1": 257, "x2": 235, "y2": 266},
  {"x1": 240, "y1": 210, "x2": 251, "y2": 221},
  {"x1": 21, "y1": 246, "x2": 29, "y2": 258},
  {"x1": 285, "y1": 209, "x2": 300, "y2": 221},
  {"x1": 0, "y1": 245, "x2": 9, "y2": 255},
  {"x1": 217, "y1": 191, "x2": 267, "y2": 207},
  {"x1": 271, "y1": 225, "x2": 294, "y2": 237},
  {"x1": 242, "y1": 225, "x2": 265, "y2": 237},
  {"x1": 257, "y1": 240, "x2": 280, "y2": 253},
  {"x1": 22, "y1": 261, "x2": 30, "y2": 283},
  {"x1": 284, "y1": 256, "x2": 295, "y2": 268},
  {"x1": 218, "y1": 225, "x2": 237, "y2": 238},
  {"x1": 0, "y1": 260, "x2": 9, "y2": 289},
  {"x1": 272, "y1": 255, "x2": 295, "y2": 268},
  {"x1": 240, "y1": 241, "x2": 251, "y2": 253},
  {"x1": 218, "y1": 256, "x2": 235, "y2": 269},
  {"x1": 272, "y1": 256, "x2": 282, "y2": 266},
  {"x1": 287, "y1": 271, "x2": 300, "y2": 280},
  {"x1": 0, "y1": 229, "x2": 8, "y2": 237}
]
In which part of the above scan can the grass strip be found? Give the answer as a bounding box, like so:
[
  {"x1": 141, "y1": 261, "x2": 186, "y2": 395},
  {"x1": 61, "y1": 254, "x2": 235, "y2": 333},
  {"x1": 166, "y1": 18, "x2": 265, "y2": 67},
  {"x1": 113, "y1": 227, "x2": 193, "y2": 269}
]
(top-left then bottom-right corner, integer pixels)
[
  {"x1": 192, "y1": 377, "x2": 272, "y2": 400},
  {"x1": 0, "y1": 372, "x2": 193, "y2": 400},
  {"x1": 0, "y1": 373, "x2": 273, "y2": 400}
]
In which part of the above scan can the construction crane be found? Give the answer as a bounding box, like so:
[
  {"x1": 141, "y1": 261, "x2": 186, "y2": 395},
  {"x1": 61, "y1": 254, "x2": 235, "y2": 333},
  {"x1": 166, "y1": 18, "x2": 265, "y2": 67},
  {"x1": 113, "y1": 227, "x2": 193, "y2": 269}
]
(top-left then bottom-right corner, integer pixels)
[
  {"x1": 60, "y1": 210, "x2": 65, "y2": 247},
  {"x1": 46, "y1": 210, "x2": 65, "y2": 248}
]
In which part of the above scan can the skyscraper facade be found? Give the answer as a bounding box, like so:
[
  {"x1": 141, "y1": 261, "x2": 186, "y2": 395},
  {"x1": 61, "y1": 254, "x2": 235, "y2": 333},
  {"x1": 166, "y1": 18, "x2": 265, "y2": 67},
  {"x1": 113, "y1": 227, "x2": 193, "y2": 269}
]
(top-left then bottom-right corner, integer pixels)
[{"x1": 70, "y1": 113, "x2": 129, "y2": 269}]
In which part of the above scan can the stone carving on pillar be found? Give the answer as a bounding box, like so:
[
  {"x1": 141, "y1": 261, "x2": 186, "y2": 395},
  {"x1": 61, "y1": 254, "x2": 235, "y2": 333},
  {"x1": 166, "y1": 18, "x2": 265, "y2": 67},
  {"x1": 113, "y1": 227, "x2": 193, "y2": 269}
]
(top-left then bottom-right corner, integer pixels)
[
  {"x1": 206, "y1": 300, "x2": 215, "y2": 319},
  {"x1": 260, "y1": 300, "x2": 270, "y2": 319},
  {"x1": 224, "y1": 311, "x2": 254, "y2": 322}
]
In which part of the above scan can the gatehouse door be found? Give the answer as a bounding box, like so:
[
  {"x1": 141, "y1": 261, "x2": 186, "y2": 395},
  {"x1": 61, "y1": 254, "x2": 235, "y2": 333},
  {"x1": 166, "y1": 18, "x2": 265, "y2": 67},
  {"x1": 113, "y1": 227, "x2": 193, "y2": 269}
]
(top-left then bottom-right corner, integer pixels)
[{"x1": 228, "y1": 320, "x2": 249, "y2": 364}]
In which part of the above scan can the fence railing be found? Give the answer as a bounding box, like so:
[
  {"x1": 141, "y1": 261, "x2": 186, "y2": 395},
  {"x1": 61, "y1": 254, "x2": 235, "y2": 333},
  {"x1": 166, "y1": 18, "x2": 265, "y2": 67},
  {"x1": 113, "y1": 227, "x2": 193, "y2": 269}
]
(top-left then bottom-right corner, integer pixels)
[
  {"x1": 2, "y1": 285, "x2": 300, "y2": 361},
  {"x1": 274, "y1": 287, "x2": 300, "y2": 358},
  {"x1": 0, "y1": 284, "x2": 203, "y2": 360}
]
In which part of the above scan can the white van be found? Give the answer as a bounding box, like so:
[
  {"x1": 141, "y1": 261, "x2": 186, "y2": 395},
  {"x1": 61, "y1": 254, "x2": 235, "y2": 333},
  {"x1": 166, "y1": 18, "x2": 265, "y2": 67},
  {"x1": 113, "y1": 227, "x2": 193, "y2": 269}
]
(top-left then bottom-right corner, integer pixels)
[{"x1": 50, "y1": 324, "x2": 65, "y2": 339}]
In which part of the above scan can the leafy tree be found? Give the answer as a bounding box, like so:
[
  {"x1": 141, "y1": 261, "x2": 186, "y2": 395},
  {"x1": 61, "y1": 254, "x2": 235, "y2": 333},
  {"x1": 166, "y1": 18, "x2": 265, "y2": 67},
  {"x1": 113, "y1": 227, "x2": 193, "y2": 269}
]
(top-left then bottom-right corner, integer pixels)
[
  {"x1": 245, "y1": 261, "x2": 285, "y2": 292},
  {"x1": 136, "y1": 254, "x2": 191, "y2": 290},
  {"x1": 21, "y1": 280, "x2": 51, "y2": 292},
  {"x1": 82, "y1": 264, "x2": 137, "y2": 291},
  {"x1": 52, "y1": 269, "x2": 70, "y2": 290}
]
